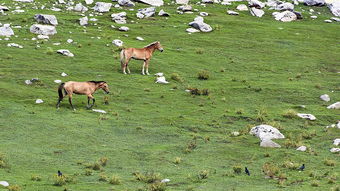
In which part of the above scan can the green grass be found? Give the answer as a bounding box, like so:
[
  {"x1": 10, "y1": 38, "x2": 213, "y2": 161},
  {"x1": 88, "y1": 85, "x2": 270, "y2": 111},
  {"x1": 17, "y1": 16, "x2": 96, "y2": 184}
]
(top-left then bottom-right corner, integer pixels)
[{"x1": 0, "y1": 0, "x2": 339, "y2": 190}]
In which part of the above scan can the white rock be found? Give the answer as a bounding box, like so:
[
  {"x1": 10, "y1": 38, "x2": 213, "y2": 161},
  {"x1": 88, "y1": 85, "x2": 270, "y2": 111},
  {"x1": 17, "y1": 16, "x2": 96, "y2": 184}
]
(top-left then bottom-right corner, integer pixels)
[
  {"x1": 111, "y1": 12, "x2": 127, "y2": 24},
  {"x1": 61, "y1": 72, "x2": 68, "y2": 77},
  {"x1": 0, "y1": 181, "x2": 9, "y2": 187},
  {"x1": 112, "y1": 39, "x2": 123, "y2": 47},
  {"x1": 159, "y1": 9, "x2": 170, "y2": 16},
  {"x1": 236, "y1": 4, "x2": 248, "y2": 11},
  {"x1": 35, "y1": 99, "x2": 43, "y2": 104},
  {"x1": 51, "y1": 7, "x2": 61, "y2": 12},
  {"x1": 156, "y1": 76, "x2": 169, "y2": 84},
  {"x1": 136, "y1": 36, "x2": 144, "y2": 41},
  {"x1": 331, "y1": 17, "x2": 340, "y2": 22},
  {"x1": 260, "y1": 139, "x2": 281, "y2": 148},
  {"x1": 231, "y1": 131, "x2": 240, "y2": 136},
  {"x1": 320, "y1": 94, "x2": 330, "y2": 102},
  {"x1": 137, "y1": 7, "x2": 156, "y2": 18},
  {"x1": 136, "y1": 0, "x2": 164, "y2": 6},
  {"x1": 7, "y1": 43, "x2": 23, "y2": 48},
  {"x1": 249, "y1": 0, "x2": 265, "y2": 9},
  {"x1": 155, "y1": 72, "x2": 164, "y2": 77},
  {"x1": 177, "y1": 5, "x2": 192, "y2": 12},
  {"x1": 274, "y1": 11, "x2": 297, "y2": 22},
  {"x1": 188, "y1": 16, "x2": 212, "y2": 32},
  {"x1": 200, "y1": 12, "x2": 209, "y2": 16},
  {"x1": 118, "y1": 0, "x2": 135, "y2": 7},
  {"x1": 53, "y1": 43, "x2": 61, "y2": 46},
  {"x1": 85, "y1": 0, "x2": 94, "y2": 5},
  {"x1": 93, "y1": 2, "x2": 112, "y2": 12},
  {"x1": 79, "y1": 16, "x2": 88, "y2": 26},
  {"x1": 0, "y1": 24, "x2": 14, "y2": 36},
  {"x1": 0, "y1": 6, "x2": 9, "y2": 11},
  {"x1": 250, "y1": 124, "x2": 285, "y2": 140},
  {"x1": 54, "y1": 80, "x2": 62, "y2": 83},
  {"x1": 333, "y1": 138, "x2": 340, "y2": 146},
  {"x1": 297, "y1": 113, "x2": 316, "y2": 120},
  {"x1": 25, "y1": 80, "x2": 32, "y2": 85},
  {"x1": 67, "y1": 39, "x2": 73, "y2": 43},
  {"x1": 276, "y1": 2, "x2": 294, "y2": 11},
  {"x1": 57, "y1": 49, "x2": 74, "y2": 57},
  {"x1": 311, "y1": 15, "x2": 318, "y2": 18},
  {"x1": 186, "y1": 28, "x2": 200, "y2": 33},
  {"x1": 337, "y1": 121, "x2": 340, "y2": 129},
  {"x1": 296, "y1": 146, "x2": 307, "y2": 151},
  {"x1": 176, "y1": 0, "x2": 189, "y2": 4},
  {"x1": 324, "y1": 19, "x2": 332, "y2": 23},
  {"x1": 118, "y1": 26, "x2": 129, "y2": 32},
  {"x1": 14, "y1": 0, "x2": 33, "y2": 2},
  {"x1": 74, "y1": 3, "x2": 88, "y2": 12},
  {"x1": 327, "y1": 102, "x2": 340, "y2": 109},
  {"x1": 250, "y1": 7, "x2": 265, "y2": 17},
  {"x1": 37, "y1": 35, "x2": 49, "y2": 39},
  {"x1": 161, "y1": 179, "x2": 170, "y2": 183},
  {"x1": 92, "y1": 109, "x2": 107, "y2": 113},
  {"x1": 330, "y1": 148, "x2": 340, "y2": 153},
  {"x1": 227, "y1": 10, "x2": 239, "y2": 15},
  {"x1": 34, "y1": 14, "x2": 58, "y2": 26},
  {"x1": 30, "y1": 24, "x2": 57, "y2": 35},
  {"x1": 58, "y1": 0, "x2": 65, "y2": 4},
  {"x1": 328, "y1": 1, "x2": 340, "y2": 17},
  {"x1": 304, "y1": 0, "x2": 325, "y2": 6}
]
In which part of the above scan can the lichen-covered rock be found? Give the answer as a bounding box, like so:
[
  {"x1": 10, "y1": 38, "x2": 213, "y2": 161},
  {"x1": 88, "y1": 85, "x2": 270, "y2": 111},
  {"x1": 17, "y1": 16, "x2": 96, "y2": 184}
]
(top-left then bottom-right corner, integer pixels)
[
  {"x1": 188, "y1": 16, "x2": 212, "y2": 32},
  {"x1": 0, "y1": 24, "x2": 14, "y2": 36},
  {"x1": 250, "y1": 124, "x2": 285, "y2": 140},
  {"x1": 260, "y1": 139, "x2": 281, "y2": 148},
  {"x1": 250, "y1": 7, "x2": 265, "y2": 17},
  {"x1": 34, "y1": 14, "x2": 58, "y2": 26},
  {"x1": 327, "y1": 102, "x2": 340, "y2": 109},
  {"x1": 93, "y1": 2, "x2": 112, "y2": 12},
  {"x1": 273, "y1": 11, "x2": 297, "y2": 22},
  {"x1": 30, "y1": 24, "x2": 57, "y2": 35},
  {"x1": 328, "y1": 1, "x2": 340, "y2": 17},
  {"x1": 304, "y1": 0, "x2": 325, "y2": 6}
]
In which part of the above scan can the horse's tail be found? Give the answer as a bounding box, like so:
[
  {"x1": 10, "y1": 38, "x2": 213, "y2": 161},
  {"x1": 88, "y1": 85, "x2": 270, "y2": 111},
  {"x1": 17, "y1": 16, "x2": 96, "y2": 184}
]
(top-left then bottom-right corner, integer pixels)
[
  {"x1": 120, "y1": 49, "x2": 125, "y2": 67},
  {"x1": 58, "y1": 83, "x2": 65, "y2": 99}
]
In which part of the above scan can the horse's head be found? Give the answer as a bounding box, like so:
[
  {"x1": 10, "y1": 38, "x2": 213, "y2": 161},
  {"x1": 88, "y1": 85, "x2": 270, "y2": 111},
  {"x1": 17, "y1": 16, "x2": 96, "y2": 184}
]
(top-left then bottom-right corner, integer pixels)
[
  {"x1": 99, "y1": 82, "x2": 110, "y2": 94},
  {"x1": 155, "y1": 41, "x2": 163, "y2": 52}
]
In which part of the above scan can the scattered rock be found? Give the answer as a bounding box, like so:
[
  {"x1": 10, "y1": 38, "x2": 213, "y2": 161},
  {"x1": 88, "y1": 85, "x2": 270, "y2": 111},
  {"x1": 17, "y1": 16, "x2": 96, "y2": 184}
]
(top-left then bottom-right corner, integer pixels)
[
  {"x1": 333, "y1": 138, "x2": 340, "y2": 146},
  {"x1": 186, "y1": 28, "x2": 200, "y2": 33},
  {"x1": 0, "y1": 181, "x2": 9, "y2": 187},
  {"x1": 276, "y1": 2, "x2": 294, "y2": 11},
  {"x1": 304, "y1": 0, "x2": 325, "y2": 6},
  {"x1": 25, "y1": 80, "x2": 32, "y2": 85},
  {"x1": 92, "y1": 109, "x2": 107, "y2": 113},
  {"x1": 324, "y1": 19, "x2": 332, "y2": 23},
  {"x1": 177, "y1": 5, "x2": 192, "y2": 12},
  {"x1": 260, "y1": 139, "x2": 281, "y2": 148},
  {"x1": 111, "y1": 12, "x2": 127, "y2": 24},
  {"x1": 14, "y1": 0, "x2": 33, "y2": 2},
  {"x1": 136, "y1": 36, "x2": 144, "y2": 41},
  {"x1": 7, "y1": 43, "x2": 23, "y2": 48},
  {"x1": 156, "y1": 76, "x2": 169, "y2": 84},
  {"x1": 249, "y1": 0, "x2": 266, "y2": 9},
  {"x1": 297, "y1": 113, "x2": 316, "y2": 120},
  {"x1": 231, "y1": 131, "x2": 240, "y2": 136},
  {"x1": 327, "y1": 102, "x2": 340, "y2": 109},
  {"x1": 0, "y1": 24, "x2": 14, "y2": 36},
  {"x1": 250, "y1": 7, "x2": 265, "y2": 17},
  {"x1": 250, "y1": 124, "x2": 285, "y2": 140},
  {"x1": 311, "y1": 15, "x2": 317, "y2": 19},
  {"x1": 74, "y1": 3, "x2": 88, "y2": 12},
  {"x1": 61, "y1": 72, "x2": 68, "y2": 77},
  {"x1": 200, "y1": 12, "x2": 209, "y2": 16},
  {"x1": 331, "y1": 17, "x2": 340, "y2": 22},
  {"x1": 236, "y1": 4, "x2": 248, "y2": 11},
  {"x1": 137, "y1": 7, "x2": 156, "y2": 18},
  {"x1": 273, "y1": 11, "x2": 297, "y2": 22},
  {"x1": 37, "y1": 35, "x2": 49, "y2": 39},
  {"x1": 0, "y1": 6, "x2": 9, "y2": 11},
  {"x1": 328, "y1": 1, "x2": 340, "y2": 17},
  {"x1": 135, "y1": 0, "x2": 164, "y2": 6},
  {"x1": 85, "y1": 0, "x2": 94, "y2": 5},
  {"x1": 159, "y1": 9, "x2": 170, "y2": 16},
  {"x1": 93, "y1": 2, "x2": 112, "y2": 12},
  {"x1": 330, "y1": 148, "x2": 340, "y2": 153},
  {"x1": 118, "y1": 0, "x2": 135, "y2": 7},
  {"x1": 67, "y1": 39, "x2": 73, "y2": 43},
  {"x1": 34, "y1": 14, "x2": 58, "y2": 26},
  {"x1": 30, "y1": 24, "x2": 57, "y2": 35},
  {"x1": 161, "y1": 179, "x2": 170, "y2": 183},
  {"x1": 57, "y1": 49, "x2": 74, "y2": 57},
  {"x1": 112, "y1": 39, "x2": 123, "y2": 47},
  {"x1": 54, "y1": 80, "x2": 62, "y2": 83},
  {"x1": 227, "y1": 10, "x2": 239, "y2": 15},
  {"x1": 320, "y1": 94, "x2": 330, "y2": 102},
  {"x1": 79, "y1": 16, "x2": 88, "y2": 26},
  {"x1": 176, "y1": 0, "x2": 189, "y2": 4},
  {"x1": 296, "y1": 146, "x2": 307, "y2": 151},
  {"x1": 119, "y1": 26, "x2": 129, "y2": 31},
  {"x1": 188, "y1": 16, "x2": 212, "y2": 32},
  {"x1": 35, "y1": 99, "x2": 43, "y2": 104}
]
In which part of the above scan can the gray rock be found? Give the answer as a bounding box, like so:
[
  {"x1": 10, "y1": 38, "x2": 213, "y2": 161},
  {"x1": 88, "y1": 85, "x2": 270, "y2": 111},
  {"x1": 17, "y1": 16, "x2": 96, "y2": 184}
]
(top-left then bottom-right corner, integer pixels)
[
  {"x1": 176, "y1": 0, "x2": 189, "y2": 4},
  {"x1": 320, "y1": 94, "x2": 330, "y2": 102},
  {"x1": 236, "y1": 4, "x2": 248, "y2": 11},
  {"x1": 111, "y1": 12, "x2": 127, "y2": 24},
  {"x1": 250, "y1": 124, "x2": 285, "y2": 140},
  {"x1": 35, "y1": 99, "x2": 43, "y2": 104},
  {"x1": 186, "y1": 28, "x2": 200, "y2": 33},
  {"x1": 227, "y1": 10, "x2": 239, "y2": 15},
  {"x1": 37, "y1": 34, "x2": 49, "y2": 39},
  {"x1": 0, "y1": 181, "x2": 9, "y2": 187},
  {"x1": 85, "y1": 0, "x2": 94, "y2": 5},
  {"x1": 249, "y1": 0, "x2": 266, "y2": 9},
  {"x1": 293, "y1": 11, "x2": 303, "y2": 19},
  {"x1": 200, "y1": 12, "x2": 209, "y2": 16},
  {"x1": 330, "y1": 148, "x2": 340, "y2": 153},
  {"x1": 79, "y1": 16, "x2": 88, "y2": 26},
  {"x1": 112, "y1": 39, "x2": 123, "y2": 47},
  {"x1": 0, "y1": 24, "x2": 14, "y2": 36},
  {"x1": 119, "y1": 26, "x2": 129, "y2": 31},
  {"x1": 57, "y1": 49, "x2": 74, "y2": 57},
  {"x1": 0, "y1": 6, "x2": 9, "y2": 11},
  {"x1": 136, "y1": 7, "x2": 156, "y2": 19},
  {"x1": 274, "y1": 10, "x2": 297, "y2": 22},
  {"x1": 136, "y1": 36, "x2": 144, "y2": 41},
  {"x1": 177, "y1": 5, "x2": 192, "y2": 12},
  {"x1": 30, "y1": 24, "x2": 57, "y2": 35},
  {"x1": 304, "y1": 0, "x2": 325, "y2": 6},
  {"x1": 333, "y1": 138, "x2": 340, "y2": 146},
  {"x1": 118, "y1": 0, "x2": 135, "y2": 7},
  {"x1": 7, "y1": 43, "x2": 23, "y2": 48},
  {"x1": 202, "y1": 0, "x2": 214, "y2": 3},
  {"x1": 188, "y1": 16, "x2": 212, "y2": 32},
  {"x1": 328, "y1": 1, "x2": 340, "y2": 17},
  {"x1": 331, "y1": 17, "x2": 340, "y2": 22},
  {"x1": 296, "y1": 145, "x2": 307, "y2": 151},
  {"x1": 74, "y1": 3, "x2": 88, "y2": 12},
  {"x1": 250, "y1": 7, "x2": 265, "y2": 17},
  {"x1": 135, "y1": 0, "x2": 164, "y2": 6},
  {"x1": 260, "y1": 139, "x2": 281, "y2": 148},
  {"x1": 297, "y1": 113, "x2": 316, "y2": 120},
  {"x1": 34, "y1": 14, "x2": 58, "y2": 26},
  {"x1": 14, "y1": 0, "x2": 33, "y2": 2},
  {"x1": 159, "y1": 9, "x2": 170, "y2": 16},
  {"x1": 93, "y1": 2, "x2": 112, "y2": 12},
  {"x1": 276, "y1": 2, "x2": 294, "y2": 11},
  {"x1": 327, "y1": 102, "x2": 340, "y2": 109}
]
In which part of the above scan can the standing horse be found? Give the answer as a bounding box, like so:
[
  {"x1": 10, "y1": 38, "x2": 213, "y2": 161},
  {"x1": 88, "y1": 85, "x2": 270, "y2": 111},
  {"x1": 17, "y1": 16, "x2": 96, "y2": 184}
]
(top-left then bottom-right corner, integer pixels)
[
  {"x1": 56, "y1": 81, "x2": 110, "y2": 110},
  {"x1": 120, "y1": 41, "x2": 163, "y2": 75}
]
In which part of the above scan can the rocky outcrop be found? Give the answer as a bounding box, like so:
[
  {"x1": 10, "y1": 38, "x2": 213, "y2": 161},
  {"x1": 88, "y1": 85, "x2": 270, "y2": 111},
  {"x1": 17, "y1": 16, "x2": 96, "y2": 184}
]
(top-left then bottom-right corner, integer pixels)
[{"x1": 328, "y1": 1, "x2": 340, "y2": 17}]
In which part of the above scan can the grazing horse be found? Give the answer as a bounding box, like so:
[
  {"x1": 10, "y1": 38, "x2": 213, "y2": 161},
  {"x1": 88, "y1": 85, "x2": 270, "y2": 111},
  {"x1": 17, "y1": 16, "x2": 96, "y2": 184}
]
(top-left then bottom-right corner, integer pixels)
[
  {"x1": 120, "y1": 41, "x2": 163, "y2": 75},
  {"x1": 56, "y1": 81, "x2": 110, "y2": 110}
]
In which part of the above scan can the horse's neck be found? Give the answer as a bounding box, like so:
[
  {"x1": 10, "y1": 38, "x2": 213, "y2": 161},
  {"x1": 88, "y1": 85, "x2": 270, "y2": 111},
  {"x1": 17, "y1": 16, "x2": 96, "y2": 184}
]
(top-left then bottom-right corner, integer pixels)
[{"x1": 147, "y1": 46, "x2": 156, "y2": 53}]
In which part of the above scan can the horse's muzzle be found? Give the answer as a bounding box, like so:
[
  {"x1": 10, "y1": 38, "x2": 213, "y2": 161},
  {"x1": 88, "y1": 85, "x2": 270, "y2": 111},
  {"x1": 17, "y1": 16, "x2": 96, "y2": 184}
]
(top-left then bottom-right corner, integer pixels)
[
  {"x1": 106, "y1": 91, "x2": 110, "y2": 94},
  {"x1": 160, "y1": 49, "x2": 164, "y2": 52}
]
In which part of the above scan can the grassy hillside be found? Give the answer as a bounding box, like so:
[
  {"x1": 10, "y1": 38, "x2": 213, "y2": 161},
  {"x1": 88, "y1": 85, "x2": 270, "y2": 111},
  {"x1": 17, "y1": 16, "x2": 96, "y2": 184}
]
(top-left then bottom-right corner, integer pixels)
[{"x1": 0, "y1": 0, "x2": 339, "y2": 190}]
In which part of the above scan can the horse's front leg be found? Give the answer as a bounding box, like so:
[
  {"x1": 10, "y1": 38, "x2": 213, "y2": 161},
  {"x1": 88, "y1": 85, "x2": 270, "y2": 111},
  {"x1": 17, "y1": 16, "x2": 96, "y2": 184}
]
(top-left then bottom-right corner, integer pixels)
[
  {"x1": 145, "y1": 59, "x2": 150, "y2": 75},
  {"x1": 87, "y1": 95, "x2": 95, "y2": 108},
  {"x1": 68, "y1": 94, "x2": 76, "y2": 111},
  {"x1": 142, "y1": 61, "x2": 146, "y2": 75}
]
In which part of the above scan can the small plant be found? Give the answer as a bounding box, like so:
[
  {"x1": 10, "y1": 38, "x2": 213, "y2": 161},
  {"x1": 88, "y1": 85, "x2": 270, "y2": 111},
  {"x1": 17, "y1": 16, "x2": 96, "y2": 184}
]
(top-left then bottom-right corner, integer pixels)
[
  {"x1": 197, "y1": 170, "x2": 209, "y2": 180},
  {"x1": 104, "y1": 96, "x2": 109, "y2": 105},
  {"x1": 311, "y1": 180, "x2": 319, "y2": 187},
  {"x1": 99, "y1": 173, "x2": 108, "y2": 182},
  {"x1": 46, "y1": 47, "x2": 54, "y2": 55},
  {"x1": 301, "y1": 130, "x2": 316, "y2": 139},
  {"x1": 53, "y1": 174, "x2": 74, "y2": 186},
  {"x1": 31, "y1": 174, "x2": 42, "y2": 181},
  {"x1": 314, "y1": 83, "x2": 322, "y2": 89},
  {"x1": 185, "y1": 140, "x2": 197, "y2": 153},
  {"x1": 282, "y1": 161, "x2": 299, "y2": 170},
  {"x1": 84, "y1": 169, "x2": 93, "y2": 176},
  {"x1": 109, "y1": 174, "x2": 122, "y2": 185},
  {"x1": 133, "y1": 171, "x2": 161, "y2": 183},
  {"x1": 324, "y1": 159, "x2": 336, "y2": 166},
  {"x1": 85, "y1": 161, "x2": 101, "y2": 170},
  {"x1": 262, "y1": 162, "x2": 280, "y2": 178},
  {"x1": 235, "y1": 108, "x2": 244, "y2": 115},
  {"x1": 233, "y1": 165, "x2": 242, "y2": 174},
  {"x1": 99, "y1": 157, "x2": 108, "y2": 167},
  {"x1": 264, "y1": 153, "x2": 270, "y2": 158},
  {"x1": 197, "y1": 70, "x2": 210, "y2": 80},
  {"x1": 0, "y1": 152, "x2": 8, "y2": 169},
  {"x1": 195, "y1": 48, "x2": 204, "y2": 54},
  {"x1": 149, "y1": 182, "x2": 166, "y2": 191},
  {"x1": 282, "y1": 109, "x2": 297, "y2": 118},
  {"x1": 174, "y1": 157, "x2": 182, "y2": 164},
  {"x1": 256, "y1": 108, "x2": 268, "y2": 122},
  {"x1": 7, "y1": 185, "x2": 21, "y2": 191},
  {"x1": 170, "y1": 73, "x2": 183, "y2": 82},
  {"x1": 327, "y1": 174, "x2": 337, "y2": 184}
]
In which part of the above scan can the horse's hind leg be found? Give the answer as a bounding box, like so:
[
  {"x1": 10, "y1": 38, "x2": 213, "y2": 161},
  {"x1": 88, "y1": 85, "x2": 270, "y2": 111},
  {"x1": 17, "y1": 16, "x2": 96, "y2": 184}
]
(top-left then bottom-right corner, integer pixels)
[
  {"x1": 126, "y1": 64, "x2": 131, "y2": 74},
  {"x1": 87, "y1": 94, "x2": 95, "y2": 108},
  {"x1": 145, "y1": 60, "x2": 150, "y2": 75},
  {"x1": 68, "y1": 94, "x2": 76, "y2": 111},
  {"x1": 56, "y1": 97, "x2": 63, "y2": 109}
]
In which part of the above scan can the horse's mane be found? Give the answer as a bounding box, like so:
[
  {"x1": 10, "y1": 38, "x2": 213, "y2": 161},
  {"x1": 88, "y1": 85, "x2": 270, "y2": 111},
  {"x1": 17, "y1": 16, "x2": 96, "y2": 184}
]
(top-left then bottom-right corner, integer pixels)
[
  {"x1": 144, "y1": 41, "x2": 158, "y2": 48},
  {"x1": 88, "y1": 81, "x2": 106, "y2": 84}
]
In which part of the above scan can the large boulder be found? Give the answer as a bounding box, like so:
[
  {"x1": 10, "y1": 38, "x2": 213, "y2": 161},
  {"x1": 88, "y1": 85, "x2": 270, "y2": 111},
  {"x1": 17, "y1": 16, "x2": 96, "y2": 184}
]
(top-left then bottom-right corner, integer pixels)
[
  {"x1": 93, "y1": 2, "x2": 112, "y2": 12},
  {"x1": 135, "y1": 0, "x2": 164, "y2": 6},
  {"x1": 276, "y1": 2, "x2": 294, "y2": 11},
  {"x1": 333, "y1": 138, "x2": 340, "y2": 146},
  {"x1": 176, "y1": 0, "x2": 189, "y2": 4},
  {"x1": 111, "y1": 12, "x2": 127, "y2": 24},
  {"x1": 34, "y1": 14, "x2": 58, "y2": 26},
  {"x1": 118, "y1": 0, "x2": 135, "y2": 7},
  {"x1": 260, "y1": 139, "x2": 281, "y2": 148},
  {"x1": 74, "y1": 3, "x2": 88, "y2": 12},
  {"x1": 273, "y1": 11, "x2": 297, "y2": 22},
  {"x1": 188, "y1": 16, "x2": 212, "y2": 32},
  {"x1": 0, "y1": 24, "x2": 14, "y2": 36},
  {"x1": 0, "y1": 181, "x2": 9, "y2": 187},
  {"x1": 136, "y1": 7, "x2": 156, "y2": 19},
  {"x1": 328, "y1": 1, "x2": 340, "y2": 16},
  {"x1": 0, "y1": 6, "x2": 9, "y2": 11},
  {"x1": 250, "y1": 124, "x2": 285, "y2": 140},
  {"x1": 304, "y1": 0, "x2": 325, "y2": 6},
  {"x1": 177, "y1": 5, "x2": 192, "y2": 12},
  {"x1": 320, "y1": 94, "x2": 330, "y2": 102},
  {"x1": 57, "y1": 49, "x2": 74, "y2": 57},
  {"x1": 237, "y1": 4, "x2": 249, "y2": 11},
  {"x1": 250, "y1": 7, "x2": 265, "y2": 17},
  {"x1": 327, "y1": 102, "x2": 340, "y2": 109},
  {"x1": 249, "y1": 0, "x2": 266, "y2": 9},
  {"x1": 30, "y1": 24, "x2": 57, "y2": 35}
]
